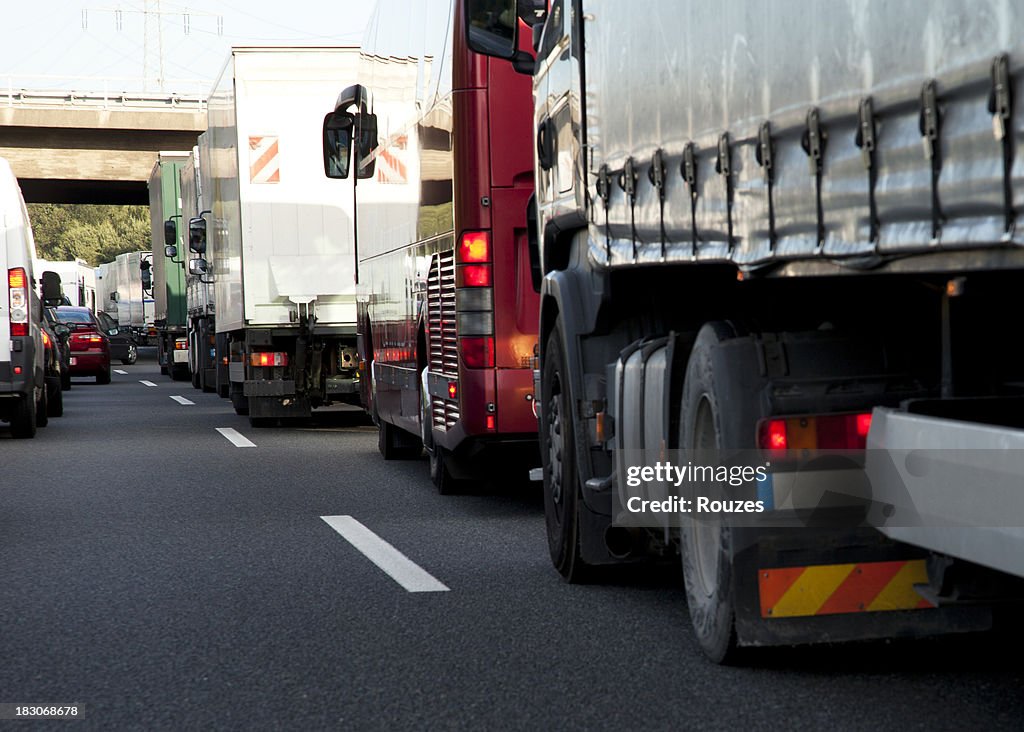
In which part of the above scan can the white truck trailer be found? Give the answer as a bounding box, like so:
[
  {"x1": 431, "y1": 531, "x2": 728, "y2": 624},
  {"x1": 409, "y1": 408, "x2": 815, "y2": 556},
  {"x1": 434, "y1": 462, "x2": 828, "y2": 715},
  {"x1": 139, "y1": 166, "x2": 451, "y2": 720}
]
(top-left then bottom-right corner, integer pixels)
[
  {"x1": 200, "y1": 47, "x2": 361, "y2": 424},
  {"x1": 34, "y1": 258, "x2": 95, "y2": 309},
  {"x1": 467, "y1": 0, "x2": 1024, "y2": 661},
  {"x1": 182, "y1": 139, "x2": 217, "y2": 393},
  {"x1": 94, "y1": 251, "x2": 153, "y2": 341}
]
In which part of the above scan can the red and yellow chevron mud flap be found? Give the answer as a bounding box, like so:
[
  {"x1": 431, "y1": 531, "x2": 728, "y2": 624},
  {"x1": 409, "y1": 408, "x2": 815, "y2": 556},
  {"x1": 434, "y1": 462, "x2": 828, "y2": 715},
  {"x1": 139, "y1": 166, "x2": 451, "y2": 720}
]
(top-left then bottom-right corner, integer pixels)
[
  {"x1": 759, "y1": 560, "x2": 934, "y2": 618},
  {"x1": 729, "y1": 529, "x2": 993, "y2": 647}
]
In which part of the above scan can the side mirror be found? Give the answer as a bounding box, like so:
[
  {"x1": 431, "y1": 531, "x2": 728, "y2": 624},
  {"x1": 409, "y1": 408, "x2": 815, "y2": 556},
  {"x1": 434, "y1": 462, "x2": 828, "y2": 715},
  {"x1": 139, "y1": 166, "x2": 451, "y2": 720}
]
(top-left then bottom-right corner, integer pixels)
[
  {"x1": 40, "y1": 270, "x2": 63, "y2": 304},
  {"x1": 164, "y1": 219, "x2": 177, "y2": 247},
  {"x1": 140, "y1": 261, "x2": 152, "y2": 290},
  {"x1": 323, "y1": 112, "x2": 353, "y2": 179},
  {"x1": 356, "y1": 113, "x2": 378, "y2": 180},
  {"x1": 465, "y1": 0, "x2": 518, "y2": 59},
  {"x1": 464, "y1": 0, "x2": 541, "y2": 74},
  {"x1": 52, "y1": 323, "x2": 71, "y2": 339},
  {"x1": 110, "y1": 292, "x2": 119, "y2": 303},
  {"x1": 165, "y1": 244, "x2": 178, "y2": 259},
  {"x1": 188, "y1": 258, "x2": 208, "y2": 276},
  {"x1": 188, "y1": 216, "x2": 207, "y2": 254},
  {"x1": 108, "y1": 327, "x2": 119, "y2": 336}
]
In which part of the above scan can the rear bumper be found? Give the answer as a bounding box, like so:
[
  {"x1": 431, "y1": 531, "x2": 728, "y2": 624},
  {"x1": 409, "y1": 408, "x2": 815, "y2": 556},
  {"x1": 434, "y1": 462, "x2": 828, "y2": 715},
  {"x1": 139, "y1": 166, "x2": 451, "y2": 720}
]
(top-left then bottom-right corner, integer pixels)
[{"x1": 69, "y1": 351, "x2": 109, "y2": 374}]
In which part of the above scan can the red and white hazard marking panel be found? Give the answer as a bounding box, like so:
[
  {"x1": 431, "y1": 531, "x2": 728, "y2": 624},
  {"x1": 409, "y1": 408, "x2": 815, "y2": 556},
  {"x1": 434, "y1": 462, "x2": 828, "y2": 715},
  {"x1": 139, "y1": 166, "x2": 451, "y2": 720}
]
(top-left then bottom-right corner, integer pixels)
[{"x1": 249, "y1": 135, "x2": 280, "y2": 184}]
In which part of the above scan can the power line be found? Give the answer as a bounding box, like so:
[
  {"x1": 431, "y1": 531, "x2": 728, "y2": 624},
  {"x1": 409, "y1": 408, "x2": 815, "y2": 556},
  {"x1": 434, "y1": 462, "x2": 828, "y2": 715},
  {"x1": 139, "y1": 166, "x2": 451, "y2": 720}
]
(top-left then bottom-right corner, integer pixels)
[{"x1": 82, "y1": 2, "x2": 224, "y2": 91}]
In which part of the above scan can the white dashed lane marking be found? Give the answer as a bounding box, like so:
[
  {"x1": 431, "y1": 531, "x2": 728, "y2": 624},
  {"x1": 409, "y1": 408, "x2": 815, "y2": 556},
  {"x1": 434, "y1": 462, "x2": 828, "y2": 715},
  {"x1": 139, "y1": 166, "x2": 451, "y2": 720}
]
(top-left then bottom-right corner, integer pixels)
[
  {"x1": 216, "y1": 427, "x2": 256, "y2": 448},
  {"x1": 320, "y1": 515, "x2": 450, "y2": 593},
  {"x1": 170, "y1": 395, "x2": 194, "y2": 405}
]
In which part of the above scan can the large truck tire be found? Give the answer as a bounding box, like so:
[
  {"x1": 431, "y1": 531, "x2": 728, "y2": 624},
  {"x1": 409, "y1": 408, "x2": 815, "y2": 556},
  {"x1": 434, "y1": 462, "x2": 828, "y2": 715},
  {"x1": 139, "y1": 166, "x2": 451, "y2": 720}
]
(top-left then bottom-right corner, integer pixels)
[
  {"x1": 230, "y1": 385, "x2": 249, "y2": 416},
  {"x1": 677, "y1": 321, "x2": 751, "y2": 664},
  {"x1": 377, "y1": 413, "x2": 422, "y2": 460},
  {"x1": 541, "y1": 321, "x2": 591, "y2": 583},
  {"x1": 429, "y1": 448, "x2": 463, "y2": 495},
  {"x1": 10, "y1": 393, "x2": 37, "y2": 439},
  {"x1": 170, "y1": 363, "x2": 190, "y2": 382},
  {"x1": 419, "y1": 368, "x2": 460, "y2": 493}
]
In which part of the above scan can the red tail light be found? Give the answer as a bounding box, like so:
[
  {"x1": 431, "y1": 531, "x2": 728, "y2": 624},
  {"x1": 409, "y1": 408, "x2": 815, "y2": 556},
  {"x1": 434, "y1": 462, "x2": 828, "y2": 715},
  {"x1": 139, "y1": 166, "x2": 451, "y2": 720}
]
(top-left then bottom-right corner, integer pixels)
[
  {"x1": 447, "y1": 381, "x2": 458, "y2": 400},
  {"x1": 458, "y1": 231, "x2": 490, "y2": 263},
  {"x1": 759, "y1": 412, "x2": 873, "y2": 452},
  {"x1": 765, "y1": 419, "x2": 787, "y2": 450},
  {"x1": 460, "y1": 337, "x2": 494, "y2": 368},
  {"x1": 250, "y1": 352, "x2": 289, "y2": 367},
  {"x1": 459, "y1": 264, "x2": 492, "y2": 288}
]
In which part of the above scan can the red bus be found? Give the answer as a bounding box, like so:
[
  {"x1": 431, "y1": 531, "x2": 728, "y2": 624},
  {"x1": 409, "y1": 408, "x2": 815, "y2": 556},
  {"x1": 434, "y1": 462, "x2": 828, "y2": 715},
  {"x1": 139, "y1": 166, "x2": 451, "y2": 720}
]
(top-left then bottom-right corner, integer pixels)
[{"x1": 323, "y1": 0, "x2": 539, "y2": 491}]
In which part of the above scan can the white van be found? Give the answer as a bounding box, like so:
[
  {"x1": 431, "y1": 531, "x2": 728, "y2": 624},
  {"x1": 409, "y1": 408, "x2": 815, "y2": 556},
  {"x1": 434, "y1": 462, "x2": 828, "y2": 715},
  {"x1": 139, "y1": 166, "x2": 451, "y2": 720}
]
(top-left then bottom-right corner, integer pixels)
[{"x1": 0, "y1": 157, "x2": 47, "y2": 438}]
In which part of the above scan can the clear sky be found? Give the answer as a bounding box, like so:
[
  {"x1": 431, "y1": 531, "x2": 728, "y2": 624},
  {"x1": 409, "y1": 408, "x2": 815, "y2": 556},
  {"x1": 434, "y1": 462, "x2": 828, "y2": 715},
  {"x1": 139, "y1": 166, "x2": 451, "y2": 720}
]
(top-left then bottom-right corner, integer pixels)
[{"x1": 0, "y1": 1, "x2": 374, "y2": 97}]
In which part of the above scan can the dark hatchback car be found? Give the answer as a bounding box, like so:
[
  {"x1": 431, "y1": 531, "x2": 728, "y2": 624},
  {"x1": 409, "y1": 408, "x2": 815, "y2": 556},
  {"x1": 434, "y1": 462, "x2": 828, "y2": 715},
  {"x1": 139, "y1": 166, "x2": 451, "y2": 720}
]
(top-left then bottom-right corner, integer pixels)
[
  {"x1": 42, "y1": 306, "x2": 72, "y2": 390},
  {"x1": 53, "y1": 306, "x2": 111, "y2": 384},
  {"x1": 39, "y1": 319, "x2": 64, "y2": 419},
  {"x1": 96, "y1": 311, "x2": 138, "y2": 365}
]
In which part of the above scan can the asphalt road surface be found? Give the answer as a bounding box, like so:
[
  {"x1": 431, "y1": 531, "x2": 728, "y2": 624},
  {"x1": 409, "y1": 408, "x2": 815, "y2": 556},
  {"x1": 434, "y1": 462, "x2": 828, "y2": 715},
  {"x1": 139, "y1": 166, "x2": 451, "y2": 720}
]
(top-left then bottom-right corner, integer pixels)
[{"x1": 2, "y1": 351, "x2": 1023, "y2": 729}]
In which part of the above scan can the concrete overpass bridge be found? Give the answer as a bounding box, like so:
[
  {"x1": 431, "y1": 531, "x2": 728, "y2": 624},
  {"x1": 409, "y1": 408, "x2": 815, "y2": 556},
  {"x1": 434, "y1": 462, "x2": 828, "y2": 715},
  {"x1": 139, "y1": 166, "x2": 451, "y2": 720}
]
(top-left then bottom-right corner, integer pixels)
[{"x1": 0, "y1": 78, "x2": 206, "y2": 205}]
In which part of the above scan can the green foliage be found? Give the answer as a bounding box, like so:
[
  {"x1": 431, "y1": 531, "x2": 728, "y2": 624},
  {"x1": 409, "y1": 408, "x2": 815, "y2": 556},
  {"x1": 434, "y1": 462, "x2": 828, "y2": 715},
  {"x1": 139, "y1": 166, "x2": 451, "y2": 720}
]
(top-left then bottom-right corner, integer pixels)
[{"x1": 27, "y1": 204, "x2": 150, "y2": 266}]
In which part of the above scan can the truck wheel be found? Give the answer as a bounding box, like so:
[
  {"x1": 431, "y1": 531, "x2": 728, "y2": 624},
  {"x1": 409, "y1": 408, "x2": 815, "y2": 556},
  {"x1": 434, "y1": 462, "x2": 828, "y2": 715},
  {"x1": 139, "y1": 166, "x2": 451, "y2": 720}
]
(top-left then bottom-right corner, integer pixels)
[
  {"x1": 377, "y1": 416, "x2": 422, "y2": 460},
  {"x1": 678, "y1": 322, "x2": 743, "y2": 664},
  {"x1": 430, "y1": 448, "x2": 463, "y2": 495},
  {"x1": 541, "y1": 323, "x2": 590, "y2": 582},
  {"x1": 191, "y1": 366, "x2": 201, "y2": 389},
  {"x1": 231, "y1": 387, "x2": 249, "y2": 416},
  {"x1": 10, "y1": 393, "x2": 37, "y2": 438}
]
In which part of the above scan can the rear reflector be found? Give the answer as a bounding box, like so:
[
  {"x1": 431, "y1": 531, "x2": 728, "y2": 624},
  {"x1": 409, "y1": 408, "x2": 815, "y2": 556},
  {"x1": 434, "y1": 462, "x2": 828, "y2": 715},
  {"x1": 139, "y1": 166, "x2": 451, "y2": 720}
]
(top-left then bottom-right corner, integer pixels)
[
  {"x1": 174, "y1": 339, "x2": 188, "y2": 350},
  {"x1": 447, "y1": 381, "x2": 458, "y2": 400},
  {"x1": 758, "y1": 412, "x2": 873, "y2": 452},
  {"x1": 759, "y1": 559, "x2": 934, "y2": 618}
]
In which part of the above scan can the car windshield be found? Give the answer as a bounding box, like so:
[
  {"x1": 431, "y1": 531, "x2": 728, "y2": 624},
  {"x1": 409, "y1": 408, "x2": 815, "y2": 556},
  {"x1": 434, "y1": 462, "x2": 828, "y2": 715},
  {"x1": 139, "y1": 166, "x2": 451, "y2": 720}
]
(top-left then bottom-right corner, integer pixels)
[
  {"x1": 96, "y1": 312, "x2": 117, "y2": 331},
  {"x1": 54, "y1": 309, "x2": 95, "y2": 326}
]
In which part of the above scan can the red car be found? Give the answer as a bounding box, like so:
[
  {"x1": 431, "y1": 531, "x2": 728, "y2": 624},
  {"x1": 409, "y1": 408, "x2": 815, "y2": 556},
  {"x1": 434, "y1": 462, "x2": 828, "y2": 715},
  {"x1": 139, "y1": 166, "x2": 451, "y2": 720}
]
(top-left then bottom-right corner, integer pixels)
[{"x1": 53, "y1": 307, "x2": 111, "y2": 384}]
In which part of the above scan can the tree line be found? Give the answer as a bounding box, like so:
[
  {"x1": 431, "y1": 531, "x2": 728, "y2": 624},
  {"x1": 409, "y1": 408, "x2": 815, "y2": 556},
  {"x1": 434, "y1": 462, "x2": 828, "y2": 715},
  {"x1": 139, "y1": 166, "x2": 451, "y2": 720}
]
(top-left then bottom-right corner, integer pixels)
[{"x1": 28, "y1": 204, "x2": 151, "y2": 266}]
